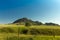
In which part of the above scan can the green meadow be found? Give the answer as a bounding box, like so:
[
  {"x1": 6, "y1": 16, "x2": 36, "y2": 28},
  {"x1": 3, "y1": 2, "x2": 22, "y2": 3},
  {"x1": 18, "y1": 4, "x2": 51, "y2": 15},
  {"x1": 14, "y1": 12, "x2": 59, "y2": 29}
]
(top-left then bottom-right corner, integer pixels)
[{"x1": 0, "y1": 24, "x2": 60, "y2": 40}]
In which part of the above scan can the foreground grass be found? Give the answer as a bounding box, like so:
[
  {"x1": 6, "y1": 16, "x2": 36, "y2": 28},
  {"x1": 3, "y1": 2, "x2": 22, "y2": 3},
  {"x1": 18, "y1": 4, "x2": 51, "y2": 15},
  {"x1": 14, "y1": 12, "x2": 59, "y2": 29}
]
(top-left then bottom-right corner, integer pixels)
[
  {"x1": 0, "y1": 24, "x2": 60, "y2": 40},
  {"x1": 0, "y1": 33, "x2": 60, "y2": 40}
]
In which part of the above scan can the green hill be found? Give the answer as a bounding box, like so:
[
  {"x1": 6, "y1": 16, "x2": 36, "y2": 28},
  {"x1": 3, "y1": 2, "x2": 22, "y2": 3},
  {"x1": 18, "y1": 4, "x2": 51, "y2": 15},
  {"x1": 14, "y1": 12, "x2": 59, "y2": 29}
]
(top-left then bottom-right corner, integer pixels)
[
  {"x1": 13, "y1": 17, "x2": 59, "y2": 26},
  {"x1": 13, "y1": 17, "x2": 42, "y2": 25}
]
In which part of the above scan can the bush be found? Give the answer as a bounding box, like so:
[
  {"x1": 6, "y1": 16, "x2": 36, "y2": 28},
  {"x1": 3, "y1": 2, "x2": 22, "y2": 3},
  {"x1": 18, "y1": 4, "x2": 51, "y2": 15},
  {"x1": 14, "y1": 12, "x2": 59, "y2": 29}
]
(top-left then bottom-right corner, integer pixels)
[
  {"x1": 18, "y1": 27, "x2": 28, "y2": 34},
  {"x1": 34, "y1": 21, "x2": 43, "y2": 25},
  {"x1": 25, "y1": 22, "x2": 31, "y2": 27}
]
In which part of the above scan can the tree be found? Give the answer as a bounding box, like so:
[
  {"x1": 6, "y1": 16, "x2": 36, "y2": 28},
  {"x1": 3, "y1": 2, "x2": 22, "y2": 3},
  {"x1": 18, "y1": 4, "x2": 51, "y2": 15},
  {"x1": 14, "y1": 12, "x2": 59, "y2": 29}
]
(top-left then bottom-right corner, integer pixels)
[
  {"x1": 45, "y1": 22, "x2": 59, "y2": 26},
  {"x1": 34, "y1": 21, "x2": 43, "y2": 25},
  {"x1": 25, "y1": 22, "x2": 31, "y2": 27}
]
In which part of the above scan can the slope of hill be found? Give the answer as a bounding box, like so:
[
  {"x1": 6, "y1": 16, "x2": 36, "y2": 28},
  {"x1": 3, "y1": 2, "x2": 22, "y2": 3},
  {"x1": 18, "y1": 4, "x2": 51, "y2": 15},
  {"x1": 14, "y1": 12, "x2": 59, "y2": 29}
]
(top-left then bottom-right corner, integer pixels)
[
  {"x1": 13, "y1": 17, "x2": 59, "y2": 26},
  {"x1": 13, "y1": 18, "x2": 33, "y2": 23},
  {"x1": 13, "y1": 18, "x2": 42, "y2": 25}
]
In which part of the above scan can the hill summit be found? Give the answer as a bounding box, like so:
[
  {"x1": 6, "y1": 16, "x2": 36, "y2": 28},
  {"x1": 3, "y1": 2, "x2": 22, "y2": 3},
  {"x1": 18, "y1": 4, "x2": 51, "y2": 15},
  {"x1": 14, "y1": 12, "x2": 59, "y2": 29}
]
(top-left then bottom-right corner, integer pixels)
[
  {"x1": 13, "y1": 18, "x2": 33, "y2": 23},
  {"x1": 13, "y1": 17, "x2": 42, "y2": 25}
]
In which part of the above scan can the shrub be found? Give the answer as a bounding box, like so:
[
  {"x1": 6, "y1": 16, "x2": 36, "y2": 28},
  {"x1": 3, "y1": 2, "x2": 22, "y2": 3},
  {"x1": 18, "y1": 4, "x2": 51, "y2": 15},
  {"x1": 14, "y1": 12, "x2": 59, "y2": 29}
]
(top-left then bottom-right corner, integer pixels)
[
  {"x1": 34, "y1": 21, "x2": 43, "y2": 25},
  {"x1": 18, "y1": 27, "x2": 28, "y2": 34},
  {"x1": 25, "y1": 22, "x2": 31, "y2": 27}
]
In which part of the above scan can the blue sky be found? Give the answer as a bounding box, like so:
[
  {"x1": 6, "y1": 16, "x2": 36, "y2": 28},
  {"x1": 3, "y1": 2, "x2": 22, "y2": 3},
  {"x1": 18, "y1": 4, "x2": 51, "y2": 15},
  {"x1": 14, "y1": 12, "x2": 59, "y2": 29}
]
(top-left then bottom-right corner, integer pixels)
[{"x1": 0, "y1": 0, "x2": 60, "y2": 24}]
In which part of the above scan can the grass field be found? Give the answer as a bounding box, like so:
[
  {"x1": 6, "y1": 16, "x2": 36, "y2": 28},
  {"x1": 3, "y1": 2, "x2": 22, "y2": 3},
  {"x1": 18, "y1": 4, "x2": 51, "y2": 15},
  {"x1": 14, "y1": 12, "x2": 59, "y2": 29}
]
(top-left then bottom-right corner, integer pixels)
[{"x1": 0, "y1": 24, "x2": 60, "y2": 40}]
